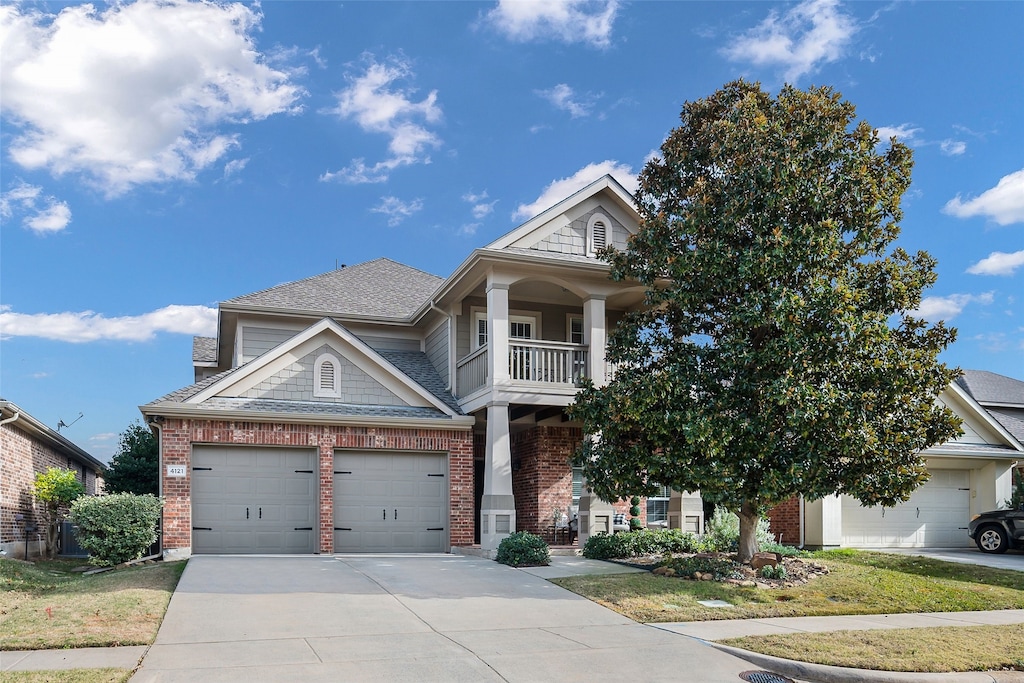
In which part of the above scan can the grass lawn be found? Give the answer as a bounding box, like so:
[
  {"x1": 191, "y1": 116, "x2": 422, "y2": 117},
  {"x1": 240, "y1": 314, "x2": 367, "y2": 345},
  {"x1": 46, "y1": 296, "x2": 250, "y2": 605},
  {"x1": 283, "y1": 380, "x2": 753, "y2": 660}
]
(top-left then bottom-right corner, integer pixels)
[
  {"x1": 723, "y1": 623, "x2": 1024, "y2": 673},
  {"x1": 551, "y1": 550, "x2": 1024, "y2": 673},
  {"x1": 0, "y1": 558, "x2": 186, "y2": 651},
  {"x1": 0, "y1": 669, "x2": 132, "y2": 683},
  {"x1": 551, "y1": 550, "x2": 1024, "y2": 623}
]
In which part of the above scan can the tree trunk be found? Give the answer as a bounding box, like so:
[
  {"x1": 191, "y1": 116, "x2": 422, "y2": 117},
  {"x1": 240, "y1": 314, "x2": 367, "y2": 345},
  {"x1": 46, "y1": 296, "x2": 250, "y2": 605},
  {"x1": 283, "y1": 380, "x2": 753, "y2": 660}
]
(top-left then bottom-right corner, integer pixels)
[{"x1": 736, "y1": 500, "x2": 760, "y2": 564}]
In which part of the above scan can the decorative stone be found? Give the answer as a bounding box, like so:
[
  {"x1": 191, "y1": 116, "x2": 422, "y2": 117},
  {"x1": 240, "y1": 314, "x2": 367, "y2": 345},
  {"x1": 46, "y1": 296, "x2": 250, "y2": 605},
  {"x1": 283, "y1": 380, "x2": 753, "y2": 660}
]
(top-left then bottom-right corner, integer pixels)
[{"x1": 750, "y1": 552, "x2": 781, "y2": 570}]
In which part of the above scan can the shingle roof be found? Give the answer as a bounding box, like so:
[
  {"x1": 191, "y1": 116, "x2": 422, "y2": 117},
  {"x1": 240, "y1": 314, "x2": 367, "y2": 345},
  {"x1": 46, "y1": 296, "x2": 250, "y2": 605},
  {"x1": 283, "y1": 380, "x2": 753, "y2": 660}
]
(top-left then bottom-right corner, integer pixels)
[
  {"x1": 957, "y1": 370, "x2": 1024, "y2": 407},
  {"x1": 196, "y1": 397, "x2": 449, "y2": 420},
  {"x1": 988, "y1": 409, "x2": 1024, "y2": 443},
  {"x1": 192, "y1": 336, "x2": 218, "y2": 363},
  {"x1": 378, "y1": 350, "x2": 462, "y2": 414},
  {"x1": 144, "y1": 368, "x2": 238, "y2": 406},
  {"x1": 222, "y1": 258, "x2": 442, "y2": 319}
]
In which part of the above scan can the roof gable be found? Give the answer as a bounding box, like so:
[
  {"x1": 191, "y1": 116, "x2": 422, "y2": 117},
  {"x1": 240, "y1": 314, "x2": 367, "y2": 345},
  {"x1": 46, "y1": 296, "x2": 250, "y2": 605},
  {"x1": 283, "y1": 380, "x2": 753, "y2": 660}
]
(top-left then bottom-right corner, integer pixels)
[
  {"x1": 222, "y1": 258, "x2": 443, "y2": 320},
  {"x1": 933, "y1": 382, "x2": 1024, "y2": 453},
  {"x1": 957, "y1": 369, "x2": 1024, "y2": 408}
]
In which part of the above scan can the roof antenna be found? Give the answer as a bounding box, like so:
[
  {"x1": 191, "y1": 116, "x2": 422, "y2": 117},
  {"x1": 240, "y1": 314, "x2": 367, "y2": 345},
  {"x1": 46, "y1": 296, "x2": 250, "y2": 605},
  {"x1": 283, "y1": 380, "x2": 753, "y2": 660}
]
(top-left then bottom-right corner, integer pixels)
[{"x1": 57, "y1": 412, "x2": 83, "y2": 432}]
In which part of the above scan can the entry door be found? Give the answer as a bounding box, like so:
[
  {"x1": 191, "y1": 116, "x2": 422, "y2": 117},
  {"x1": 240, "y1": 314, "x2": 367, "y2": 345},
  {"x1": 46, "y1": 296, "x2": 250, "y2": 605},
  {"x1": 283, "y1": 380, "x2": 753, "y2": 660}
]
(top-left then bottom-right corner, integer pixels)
[{"x1": 333, "y1": 451, "x2": 447, "y2": 552}]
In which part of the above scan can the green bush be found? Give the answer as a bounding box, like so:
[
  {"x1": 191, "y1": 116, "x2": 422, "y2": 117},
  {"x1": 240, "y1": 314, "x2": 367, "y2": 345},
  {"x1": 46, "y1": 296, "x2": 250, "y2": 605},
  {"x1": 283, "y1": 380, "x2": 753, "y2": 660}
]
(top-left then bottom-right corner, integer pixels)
[
  {"x1": 660, "y1": 555, "x2": 738, "y2": 580},
  {"x1": 495, "y1": 531, "x2": 550, "y2": 567},
  {"x1": 582, "y1": 528, "x2": 700, "y2": 559},
  {"x1": 699, "y1": 507, "x2": 775, "y2": 552},
  {"x1": 69, "y1": 493, "x2": 163, "y2": 566},
  {"x1": 760, "y1": 563, "x2": 788, "y2": 580}
]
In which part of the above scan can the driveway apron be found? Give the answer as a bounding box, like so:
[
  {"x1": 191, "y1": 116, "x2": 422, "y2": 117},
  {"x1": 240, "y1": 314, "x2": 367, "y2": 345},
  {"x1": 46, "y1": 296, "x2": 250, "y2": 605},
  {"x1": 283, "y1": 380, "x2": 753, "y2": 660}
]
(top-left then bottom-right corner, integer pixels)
[{"x1": 132, "y1": 554, "x2": 758, "y2": 682}]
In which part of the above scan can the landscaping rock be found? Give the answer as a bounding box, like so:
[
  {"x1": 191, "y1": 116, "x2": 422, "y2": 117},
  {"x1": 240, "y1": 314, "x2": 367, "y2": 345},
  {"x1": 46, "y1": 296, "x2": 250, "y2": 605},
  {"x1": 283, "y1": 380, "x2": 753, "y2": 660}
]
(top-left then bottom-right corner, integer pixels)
[{"x1": 750, "y1": 552, "x2": 781, "y2": 570}]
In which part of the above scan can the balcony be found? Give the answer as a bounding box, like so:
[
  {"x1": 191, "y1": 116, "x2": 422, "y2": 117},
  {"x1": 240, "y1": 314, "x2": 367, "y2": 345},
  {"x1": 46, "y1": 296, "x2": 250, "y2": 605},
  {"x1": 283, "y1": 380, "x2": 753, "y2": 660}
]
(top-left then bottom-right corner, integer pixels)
[{"x1": 456, "y1": 341, "x2": 588, "y2": 398}]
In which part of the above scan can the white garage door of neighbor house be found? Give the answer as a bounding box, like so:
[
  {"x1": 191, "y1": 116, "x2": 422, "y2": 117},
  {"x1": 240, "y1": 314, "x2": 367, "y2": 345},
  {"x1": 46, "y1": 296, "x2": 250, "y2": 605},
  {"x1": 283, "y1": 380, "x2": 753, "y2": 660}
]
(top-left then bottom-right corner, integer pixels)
[
  {"x1": 333, "y1": 451, "x2": 447, "y2": 553},
  {"x1": 191, "y1": 446, "x2": 317, "y2": 554},
  {"x1": 841, "y1": 469, "x2": 971, "y2": 548}
]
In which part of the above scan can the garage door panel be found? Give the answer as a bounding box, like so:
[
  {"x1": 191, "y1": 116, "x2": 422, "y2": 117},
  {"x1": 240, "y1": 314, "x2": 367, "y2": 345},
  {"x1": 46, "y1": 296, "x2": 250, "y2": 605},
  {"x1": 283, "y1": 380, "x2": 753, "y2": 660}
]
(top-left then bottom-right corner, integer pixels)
[{"x1": 333, "y1": 451, "x2": 448, "y2": 553}]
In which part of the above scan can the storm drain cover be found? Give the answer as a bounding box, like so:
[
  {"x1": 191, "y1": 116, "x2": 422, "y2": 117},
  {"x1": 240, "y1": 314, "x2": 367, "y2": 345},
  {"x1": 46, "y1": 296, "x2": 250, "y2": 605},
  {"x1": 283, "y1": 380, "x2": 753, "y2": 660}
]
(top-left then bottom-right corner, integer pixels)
[{"x1": 739, "y1": 671, "x2": 794, "y2": 683}]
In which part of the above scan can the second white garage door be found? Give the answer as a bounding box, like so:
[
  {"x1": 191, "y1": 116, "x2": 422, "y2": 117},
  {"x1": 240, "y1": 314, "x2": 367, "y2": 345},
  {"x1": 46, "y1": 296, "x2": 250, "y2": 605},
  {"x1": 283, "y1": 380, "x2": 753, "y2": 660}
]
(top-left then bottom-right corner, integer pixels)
[
  {"x1": 841, "y1": 469, "x2": 971, "y2": 548},
  {"x1": 333, "y1": 451, "x2": 447, "y2": 553}
]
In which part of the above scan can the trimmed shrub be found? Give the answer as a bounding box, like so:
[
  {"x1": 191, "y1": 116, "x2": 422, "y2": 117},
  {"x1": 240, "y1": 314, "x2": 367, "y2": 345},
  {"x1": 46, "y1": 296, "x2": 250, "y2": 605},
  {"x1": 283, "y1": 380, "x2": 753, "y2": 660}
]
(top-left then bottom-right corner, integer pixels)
[
  {"x1": 760, "y1": 563, "x2": 788, "y2": 580},
  {"x1": 70, "y1": 493, "x2": 163, "y2": 566},
  {"x1": 495, "y1": 531, "x2": 550, "y2": 567},
  {"x1": 582, "y1": 528, "x2": 700, "y2": 559},
  {"x1": 582, "y1": 532, "x2": 633, "y2": 559}
]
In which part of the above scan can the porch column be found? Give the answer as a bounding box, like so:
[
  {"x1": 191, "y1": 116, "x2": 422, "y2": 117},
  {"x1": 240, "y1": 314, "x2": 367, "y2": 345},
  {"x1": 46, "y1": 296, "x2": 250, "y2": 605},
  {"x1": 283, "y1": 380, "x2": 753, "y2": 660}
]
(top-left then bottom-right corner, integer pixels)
[
  {"x1": 487, "y1": 279, "x2": 510, "y2": 384},
  {"x1": 583, "y1": 295, "x2": 606, "y2": 387},
  {"x1": 577, "y1": 477, "x2": 616, "y2": 546},
  {"x1": 480, "y1": 401, "x2": 516, "y2": 550}
]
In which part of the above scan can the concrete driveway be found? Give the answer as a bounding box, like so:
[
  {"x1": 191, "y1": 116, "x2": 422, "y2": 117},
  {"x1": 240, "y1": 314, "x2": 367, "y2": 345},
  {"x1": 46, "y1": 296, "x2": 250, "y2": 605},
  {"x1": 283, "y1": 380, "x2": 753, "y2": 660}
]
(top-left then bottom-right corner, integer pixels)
[
  {"x1": 131, "y1": 554, "x2": 760, "y2": 682},
  {"x1": 875, "y1": 547, "x2": 1024, "y2": 572}
]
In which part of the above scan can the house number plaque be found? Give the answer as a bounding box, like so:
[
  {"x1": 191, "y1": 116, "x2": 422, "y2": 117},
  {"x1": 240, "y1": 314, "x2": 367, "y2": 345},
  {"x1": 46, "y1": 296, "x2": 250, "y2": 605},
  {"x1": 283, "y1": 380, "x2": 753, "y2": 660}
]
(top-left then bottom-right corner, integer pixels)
[{"x1": 166, "y1": 465, "x2": 187, "y2": 478}]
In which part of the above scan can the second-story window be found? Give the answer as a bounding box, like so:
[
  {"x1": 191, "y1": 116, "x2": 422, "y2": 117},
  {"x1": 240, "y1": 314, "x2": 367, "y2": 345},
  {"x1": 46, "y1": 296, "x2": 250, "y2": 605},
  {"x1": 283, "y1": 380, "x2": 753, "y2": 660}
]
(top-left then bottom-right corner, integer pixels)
[
  {"x1": 314, "y1": 353, "x2": 342, "y2": 398},
  {"x1": 568, "y1": 317, "x2": 584, "y2": 345}
]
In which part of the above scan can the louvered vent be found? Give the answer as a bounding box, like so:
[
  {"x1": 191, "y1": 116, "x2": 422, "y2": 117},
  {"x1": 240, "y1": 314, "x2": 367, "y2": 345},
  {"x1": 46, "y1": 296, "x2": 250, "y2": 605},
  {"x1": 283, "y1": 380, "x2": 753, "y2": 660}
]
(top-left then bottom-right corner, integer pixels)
[
  {"x1": 320, "y1": 360, "x2": 336, "y2": 391},
  {"x1": 592, "y1": 221, "x2": 607, "y2": 250}
]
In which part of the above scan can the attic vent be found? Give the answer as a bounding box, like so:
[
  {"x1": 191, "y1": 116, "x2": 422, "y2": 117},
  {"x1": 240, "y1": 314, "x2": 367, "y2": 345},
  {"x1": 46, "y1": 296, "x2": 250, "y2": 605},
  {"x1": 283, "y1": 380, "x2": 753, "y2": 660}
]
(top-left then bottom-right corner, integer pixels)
[
  {"x1": 587, "y1": 213, "x2": 610, "y2": 256},
  {"x1": 314, "y1": 353, "x2": 341, "y2": 398}
]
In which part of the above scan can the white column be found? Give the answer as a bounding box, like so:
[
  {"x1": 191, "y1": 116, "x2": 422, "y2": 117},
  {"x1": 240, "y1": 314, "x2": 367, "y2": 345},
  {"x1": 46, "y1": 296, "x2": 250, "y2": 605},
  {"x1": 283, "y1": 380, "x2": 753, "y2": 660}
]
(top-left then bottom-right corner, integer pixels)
[
  {"x1": 583, "y1": 296, "x2": 606, "y2": 387},
  {"x1": 487, "y1": 280, "x2": 510, "y2": 384},
  {"x1": 480, "y1": 401, "x2": 516, "y2": 550}
]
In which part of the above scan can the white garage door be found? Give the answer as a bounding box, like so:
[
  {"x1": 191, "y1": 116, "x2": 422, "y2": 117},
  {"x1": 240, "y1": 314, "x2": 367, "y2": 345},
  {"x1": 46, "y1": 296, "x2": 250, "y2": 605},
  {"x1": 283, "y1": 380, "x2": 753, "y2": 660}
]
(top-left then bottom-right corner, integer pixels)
[
  {"x1": 333, "y1": 451, "x2": 447, "y2": 553},
  {"x1": 192, "y1": 446, "x2": 317, "y2": 554},
  {"x1": 841, "y1": 469, "x2": 971, "y2": 548}
]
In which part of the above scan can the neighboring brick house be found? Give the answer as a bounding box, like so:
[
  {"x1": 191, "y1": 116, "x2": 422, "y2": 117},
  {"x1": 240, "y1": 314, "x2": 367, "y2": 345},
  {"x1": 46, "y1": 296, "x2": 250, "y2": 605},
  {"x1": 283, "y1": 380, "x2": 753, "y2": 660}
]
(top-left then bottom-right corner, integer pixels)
[{"x1": 1, "y1": 400, "x2": 105, "y2": 559}]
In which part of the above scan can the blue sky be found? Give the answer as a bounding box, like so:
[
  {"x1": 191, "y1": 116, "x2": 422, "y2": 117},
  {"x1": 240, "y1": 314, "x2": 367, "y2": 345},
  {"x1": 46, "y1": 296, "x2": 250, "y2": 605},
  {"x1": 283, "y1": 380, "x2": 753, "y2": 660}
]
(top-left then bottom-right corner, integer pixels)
[{"x1": 1, "y1": 0, "x2": 1022, "y2": 461}]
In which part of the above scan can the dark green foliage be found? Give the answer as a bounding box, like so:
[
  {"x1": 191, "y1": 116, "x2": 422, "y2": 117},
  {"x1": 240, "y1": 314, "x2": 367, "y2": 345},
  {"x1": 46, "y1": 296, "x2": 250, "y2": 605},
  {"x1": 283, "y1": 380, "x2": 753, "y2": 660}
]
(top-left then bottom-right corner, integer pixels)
[
  {"x1": 582, "y1": 529, "x2": 700, "y2": 559},
  {"x1": 495, "y1": 531, "x2": 550, "y2": 567},
  {"x1": 571, "y1": 80, "x2": 962, "y2": 561},
  {"x1": 103, "y1": 422, "x2": 159, "y2": 496},
  {"x1": 32, "y1": 467, "x2": 85, "y2": 559},
  {"x1": 660, "y1": 555, "x2": 738, "y2": 580},
  {"x1": 629, "y1": 495, "x2": 642, "y2": 530},
  {"x1": 69, "y1": 493, "x2": 163, "y2": 566},
  {"x1": 760, "y1": 564, "x2": 788, "y2": 580}
]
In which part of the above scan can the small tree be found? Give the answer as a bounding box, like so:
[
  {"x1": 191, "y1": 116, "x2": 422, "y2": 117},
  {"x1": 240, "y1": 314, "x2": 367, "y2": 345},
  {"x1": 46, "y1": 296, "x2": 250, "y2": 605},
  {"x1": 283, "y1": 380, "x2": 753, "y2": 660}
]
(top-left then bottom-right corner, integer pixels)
[
  {"x1": 32, "y1": 467, "x2": 85, "y2": 559},
  {"x1": 70, "y1": 493, "x2": 163, "y2": 566},
  {"x1": 103, "y1": 422, "x2": 159, "y2": 496},
  {"x1": 571, "y1": 80, "x2": 962, "y2": 563}
]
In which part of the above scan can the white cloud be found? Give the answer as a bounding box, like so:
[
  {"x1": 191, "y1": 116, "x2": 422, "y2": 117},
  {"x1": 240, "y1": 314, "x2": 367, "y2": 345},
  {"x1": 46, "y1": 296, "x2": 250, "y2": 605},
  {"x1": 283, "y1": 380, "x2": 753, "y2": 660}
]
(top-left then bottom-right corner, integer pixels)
[
  {"x1": 459, "y1": 223, "x2": 480, "y2": 236},
  {"x1": 463, "y1": 191, "x2": 497, "y2": 219},
  {"x1": 536, "y1": 83, "x2": 599, "y2": 118},
  {"x1": 910, "y1": 292, "x2": 994, "y2": 322},
  {"x1": 939, "y1": 139, "x2": 966, "y2": 156},
  {"x1": 513, "y1": 160, "x2": 637, "y2": 220},
  {"x1": 483, "y1": 0, "x2": 619, "y2": 48},
  {"x1": 875, "y1": 124, "x2": 922, "y2": 144},
  {"x1": 0, "y1": 181, "x2": 71, "y2": 233},
  {"x1": 323, "y1": 54, "x2": 441, "y2": 184},
  {"x1": 967, "y1": 250, "x2": 1024, "y2": 276},
  {"x1": 223, "y1": 158, "x2": 250, "y2": 179},
  {"x1": 0, "y1": 304, "x2": 217, "y2": 342},
  {"x1": 0, "y1": 1, "x2": 303, "y2": 196},
  {"x1": 721, "y1": 0, "x2": 857, "y2": 82},
  {"x1": 370, "y1": 196, "x2": 423, "y2": 227},
  {"x1": 943, "y1": 169, "x2": 1024, "y2": 226}
]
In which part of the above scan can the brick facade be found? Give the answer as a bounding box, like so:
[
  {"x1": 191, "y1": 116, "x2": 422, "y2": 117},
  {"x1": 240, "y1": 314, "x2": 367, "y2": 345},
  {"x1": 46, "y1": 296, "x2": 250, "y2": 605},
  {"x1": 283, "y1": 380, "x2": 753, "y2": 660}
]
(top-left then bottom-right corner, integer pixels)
[
  {"x1": 1, "y1": 421, "x2": 101, "y2": 556},
  {"x1": 158, "y1": 418, "x2": 474, "y2": 554},
  {"x1": 767, "y1": 496, "x2": 801, "y2": 545},
  {"x1": 511, "y1": 426, "x2": 581, "y2": 535}
]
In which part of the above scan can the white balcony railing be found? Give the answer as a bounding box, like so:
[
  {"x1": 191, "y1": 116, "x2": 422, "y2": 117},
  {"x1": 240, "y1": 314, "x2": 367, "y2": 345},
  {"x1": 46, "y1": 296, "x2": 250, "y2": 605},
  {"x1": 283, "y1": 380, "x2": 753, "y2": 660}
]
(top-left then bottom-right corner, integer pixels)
[{"x1": 455, "y1": 341, "x2": 589, "y2": 397}]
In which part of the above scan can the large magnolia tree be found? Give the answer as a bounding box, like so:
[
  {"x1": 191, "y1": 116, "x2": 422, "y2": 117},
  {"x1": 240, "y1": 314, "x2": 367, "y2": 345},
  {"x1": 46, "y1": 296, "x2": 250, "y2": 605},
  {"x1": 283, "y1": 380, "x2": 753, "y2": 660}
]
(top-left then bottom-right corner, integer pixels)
[{"x1": 570, "y1": 80, "x2": 962, "y2": 562}]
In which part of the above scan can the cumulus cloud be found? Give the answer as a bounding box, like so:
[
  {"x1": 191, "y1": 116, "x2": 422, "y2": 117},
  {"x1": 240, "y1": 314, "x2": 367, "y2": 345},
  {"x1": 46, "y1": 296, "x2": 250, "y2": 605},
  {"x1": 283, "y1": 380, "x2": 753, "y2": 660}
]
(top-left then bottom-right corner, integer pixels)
[
  {"x1": 943, "y1": 169, "x2": 1024, "y2": 226},
  {"x1": 0, "y1": 1, "x2": 304, "y2": 196},
  {"x1": 513, "y1": 160, "x2": 637, "y2": 220},
  {"x1": 967, "y1": 250, "x2": 1024, "y2": 276},
  {"x1": 721, "y1": 0, "x2": 857, "y2": 82},
  {"x1": 536, "y1": 83, "x2": 599, "y2": 118},
  {"x1": 0, "y1": 181, "x2": 71, "y2": 233},
  {"x1": 0, "y1": 304, "x2": 218, "y2": 342},
  {"x1": 910, "y1": 292, "x2": 994, "y2": 322},
  {"x1": 370, "y1": 196, "x2": 423, "y2": 227},
  {"x1": 483, "y1": 0, "x2": 619, "y2": 48},
  {"x1": 321, "y1": 54, "x2": 441, "y2": 184},
  {"x1": 463, "y1": 191, "x2": 497, "y2": 219},
  {"x1": 875, "y1": 124, "x2": 923, "y2": 145}
]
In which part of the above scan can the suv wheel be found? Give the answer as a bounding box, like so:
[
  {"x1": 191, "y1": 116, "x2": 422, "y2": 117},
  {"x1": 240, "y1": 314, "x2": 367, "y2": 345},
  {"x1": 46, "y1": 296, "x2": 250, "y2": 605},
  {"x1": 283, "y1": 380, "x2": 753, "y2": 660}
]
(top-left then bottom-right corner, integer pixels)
[{"x1": 975, "y1": 525, "x2": 1009, "y2": 554}]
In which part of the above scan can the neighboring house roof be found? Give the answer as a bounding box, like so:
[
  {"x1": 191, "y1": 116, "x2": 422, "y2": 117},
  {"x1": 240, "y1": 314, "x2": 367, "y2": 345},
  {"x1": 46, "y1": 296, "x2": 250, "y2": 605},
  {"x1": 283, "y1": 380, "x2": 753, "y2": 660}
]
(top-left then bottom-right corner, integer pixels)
[
  {"x1": 988, "y1": 409, "x2": 1024, "y2": 444},
  {"x1": 192, "y1": 336, "x2": 218, "y2": 364},
  {"x1": 221, "y1": 258, "x2": 443, "y2": 320},
  {"x1": 957, "y1": 369, "x2": 1024, "y2": 407},
  {"x1": 0, "y1": 400, "x2": 105, "y2": 472}
]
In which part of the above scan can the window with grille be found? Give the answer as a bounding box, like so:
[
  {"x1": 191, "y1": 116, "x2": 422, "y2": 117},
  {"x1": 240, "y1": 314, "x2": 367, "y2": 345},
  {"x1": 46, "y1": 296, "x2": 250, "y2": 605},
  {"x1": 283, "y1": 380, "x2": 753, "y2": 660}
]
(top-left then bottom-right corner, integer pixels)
[
  {"x1": 646, "y1": 485, "x2": 671, "y2": 525},
  {"x1": 572, "y1": 467, "x2": 584, "y2": 506}
]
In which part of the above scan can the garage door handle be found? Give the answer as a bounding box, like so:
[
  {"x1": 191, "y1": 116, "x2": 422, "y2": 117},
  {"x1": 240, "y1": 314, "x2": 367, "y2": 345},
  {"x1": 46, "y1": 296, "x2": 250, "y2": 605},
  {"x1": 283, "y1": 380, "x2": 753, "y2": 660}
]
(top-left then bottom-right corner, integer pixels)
[
  {"x1": 427, "y1": 528, "x2": 444, "y2": 531},
  {"x1": 916, "y1": 508, "x2": 920, "y2": 518},
  {"x1": 335, "y1": 471, "x2": 351, "y2": 475},
  {"x1": 246, "y1": 507, "x2": 249, "y2": 519},
  {"x1": 294, "y1": 470, "x2": 313, "y2": 473},
  {"x1": 294, "y1": 527, "x2": 313, "y2": 531},
  {"x1": 395, "y1": 509, "x2": 398, "y2": 520},
  {"x1": 259, "y1": 507, "x2": 262, "y2": 519},
  {"x1": 193, "y1": 467, "x2": 212, "y2": 471},
  {"x1": 334, "y1": 527, "x2": 352, "y2": 531},
  {"x1": 427, "y1": 473, "x2": 444, "y2": 477},
  {"x1": 383, "y1": 509, "x2": 386, "y2": 520},
  {"x1": 193, "y1": 527, "x2": 212, "y2": 531}
]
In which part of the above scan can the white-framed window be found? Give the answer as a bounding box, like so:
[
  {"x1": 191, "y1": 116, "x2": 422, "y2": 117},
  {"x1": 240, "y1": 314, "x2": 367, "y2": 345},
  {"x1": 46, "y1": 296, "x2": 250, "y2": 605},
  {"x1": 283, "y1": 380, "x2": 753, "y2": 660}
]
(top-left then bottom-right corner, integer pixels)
[
  {"x1": 587, "y1": 213, "x2": 610, "y2": 257},
  {"x1": 572, "y1": 467, "x2": 584, "y2": 506},
  {"x1": 314, "y1": 353, "x2": 342, "y2": 398},
  {"x1": 646, "y1": 484, "x2": 672, "y2": 525},
  {"x1": 567, "y1": 316, "x2": 584, "y2": 345},
  {"x1": 471, "y1": 311, "x2": 538, "y2": 350}
]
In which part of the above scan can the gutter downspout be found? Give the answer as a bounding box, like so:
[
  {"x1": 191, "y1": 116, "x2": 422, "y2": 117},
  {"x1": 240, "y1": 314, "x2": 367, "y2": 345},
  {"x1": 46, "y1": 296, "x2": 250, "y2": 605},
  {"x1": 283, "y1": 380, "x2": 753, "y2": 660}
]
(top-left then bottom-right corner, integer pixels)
[
  {"x1": 0, "y1": 412, "x2": 19, "y2": 548},
  {"x1": 147, "y1": 418, "x2": 164, "y2": 558},
  {"x1": 799, "y1": 495, "x2": 805, "y2": 549}
]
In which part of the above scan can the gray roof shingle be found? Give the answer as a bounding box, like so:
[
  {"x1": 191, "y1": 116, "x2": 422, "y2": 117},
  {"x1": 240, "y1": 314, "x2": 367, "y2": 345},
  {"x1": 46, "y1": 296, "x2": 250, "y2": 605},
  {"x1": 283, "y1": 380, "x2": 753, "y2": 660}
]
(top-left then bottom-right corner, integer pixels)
[
  {"x1": 192, "y1": 336, "x2": 218, "y2": 363},
  {"x1": 988, "y1": 409, "x2": 1024, "y2": 443},
  {"x1": 378, "y1": 350, "x2": 462, "y2": 414},
  {"x1": 222, "y1": 258, "x2": 442, "y2": 319},
  {"x1": 957, "y1": 370, "x2": 1024, "y2": 407},
  {"x1": 197, "y1": 397, "x2": 449, "y2": 420}
]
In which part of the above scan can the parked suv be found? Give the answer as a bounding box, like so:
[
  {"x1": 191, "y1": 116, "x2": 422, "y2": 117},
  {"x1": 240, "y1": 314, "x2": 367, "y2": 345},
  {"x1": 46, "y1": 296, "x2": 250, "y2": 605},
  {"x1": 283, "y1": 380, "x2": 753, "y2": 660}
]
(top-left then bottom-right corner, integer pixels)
[{"x1": 968, "y1": 504, "x2": 1024, "y2": 553}]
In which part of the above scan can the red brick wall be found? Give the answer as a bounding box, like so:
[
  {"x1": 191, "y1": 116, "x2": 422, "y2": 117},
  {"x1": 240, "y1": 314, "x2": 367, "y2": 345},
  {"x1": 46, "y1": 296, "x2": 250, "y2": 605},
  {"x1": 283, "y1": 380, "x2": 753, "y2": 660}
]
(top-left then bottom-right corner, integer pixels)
[
  {"x1": 511, "y1": 426, "x2": 581, "y2": 535},
  {"x1": 1, "y1": 422, "x2": 101, "y2": 551},
  {"x1": 158, "y1": 418, "x2": 474, "y2": 553},
  {"x1": 767, "y1": 497, "x2": 801, "y2": 545}
]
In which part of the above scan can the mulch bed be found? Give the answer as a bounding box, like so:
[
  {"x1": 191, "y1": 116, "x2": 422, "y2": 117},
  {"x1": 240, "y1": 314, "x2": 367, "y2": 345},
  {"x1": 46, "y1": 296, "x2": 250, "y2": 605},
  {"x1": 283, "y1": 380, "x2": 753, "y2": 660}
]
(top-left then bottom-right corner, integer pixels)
[{"x1": 608, "y1": 552, "x2": 830, "y2": 589}]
